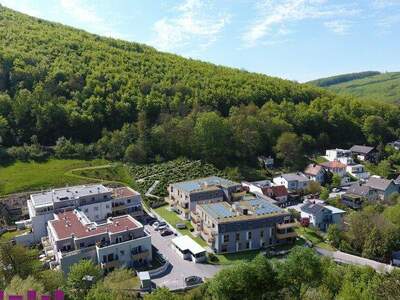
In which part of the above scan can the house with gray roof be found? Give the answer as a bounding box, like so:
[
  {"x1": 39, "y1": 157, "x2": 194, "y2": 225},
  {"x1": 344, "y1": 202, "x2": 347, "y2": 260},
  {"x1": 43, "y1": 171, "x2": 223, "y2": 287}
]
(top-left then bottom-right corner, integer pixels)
[
  {"x1": 296, "y1": 202, "x2": 345, "y2": 231},
  {"x1": 191, "y1": 195, "x2": 297, "y2": 253},
  {"x1": 273, "y1": 172, "x2": 310, "y2": 191},
  {"x1": 365, "y1": 177, "x2": 399, "y2": 201},
  {"x1": 342, "y1": 182, "x2": 378, "y2": 209},
  {"x1": 350, "y1": 145, "x2": 377, "y2": 162},
  {"x1": 166, "y1": 176, "x2": 242, "y2": 219}
]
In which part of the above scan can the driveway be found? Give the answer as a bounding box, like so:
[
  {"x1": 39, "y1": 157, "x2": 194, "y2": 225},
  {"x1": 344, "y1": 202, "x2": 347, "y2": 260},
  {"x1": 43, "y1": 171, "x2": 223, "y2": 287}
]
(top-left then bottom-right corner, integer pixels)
[{"x1": 146, "y1": 224, "x2": 222, "y2": 290}]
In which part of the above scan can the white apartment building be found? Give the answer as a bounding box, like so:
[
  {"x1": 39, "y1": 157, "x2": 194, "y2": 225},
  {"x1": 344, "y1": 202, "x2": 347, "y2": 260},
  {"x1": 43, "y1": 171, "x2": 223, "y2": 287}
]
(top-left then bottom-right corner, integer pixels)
[
  {"x1": 325, "y1": 149, "x2": 353, "y2": 165},
  {"x1": 16, "y1": 185, "x2": 143, "y2": 244},
  {"x1": 45, "y1": 209, "x2": 152, "y2": 273}
]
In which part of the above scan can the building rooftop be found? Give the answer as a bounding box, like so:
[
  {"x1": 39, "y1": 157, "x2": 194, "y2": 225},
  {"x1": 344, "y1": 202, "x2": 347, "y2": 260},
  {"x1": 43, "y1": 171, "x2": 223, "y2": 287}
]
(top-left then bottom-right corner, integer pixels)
[
  {"x1": 301, "y1": 203, "x2": 327, "y2": 215},
  {"x1": 365, "y1": 177, "x2": 394, "y2": 192},
  {"x1": 171, "y1": 176, "x2": 240, "y2": 193},
  {"x1": 30, "y1": 184, "x2": 110, "y2": 208},
  {"x1": 304, "y1": 164, "x2": 324, "y2": 176},
  {"x1": 249, "y1": 180, "x2": 272, "y2": 188},
  {"x1": 324, "y1": 205, "x2": 346, "y2": 214},
  {"x1": 112, "y1": 186, "x2": 139, "y2": 198},
  {"x1": 277, "y1": 172, "x2": 309, "y2": 182},
  {"x1": 266, "y1": 185, "x2": 288, "y2": 198},
  {"x1": 172, "y1": 235, "x2": 206, "y2": 255},
  {"x1": 350, "y1": 145, "x2": 375, "y2": 154},
  {"x1": 49, "y1": 210, "x2": 140, "y2": 240},
  {"x1": 320, "y1": 161, "x2": 346, "y2": 169},
  {"x1": 345, "y1": 183, "x2": 372, "y2": 197},
  {"x1": 198, "y1": 196, "x2": 284, "y2": 222}
]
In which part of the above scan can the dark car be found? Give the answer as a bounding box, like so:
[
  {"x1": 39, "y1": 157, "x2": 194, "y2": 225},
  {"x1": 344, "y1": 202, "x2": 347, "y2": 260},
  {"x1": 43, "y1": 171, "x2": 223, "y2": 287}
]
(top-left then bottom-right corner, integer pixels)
[
  {"x1": 160, "y1": 229, "x2": 173, "y2": 236},
  {"x1": 185, "y1": 276, "x2": 203, "y2": 286}
]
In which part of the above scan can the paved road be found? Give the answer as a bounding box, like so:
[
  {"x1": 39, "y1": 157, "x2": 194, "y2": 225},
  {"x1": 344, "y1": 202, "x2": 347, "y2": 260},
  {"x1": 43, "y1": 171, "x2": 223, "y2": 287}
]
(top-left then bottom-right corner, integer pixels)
[
  {"x1": 316, "y1": 247, "x2": 395, "y2": 273},
  {"x1": 146, "y1": 225, "x2": 222, "y2": 290}
]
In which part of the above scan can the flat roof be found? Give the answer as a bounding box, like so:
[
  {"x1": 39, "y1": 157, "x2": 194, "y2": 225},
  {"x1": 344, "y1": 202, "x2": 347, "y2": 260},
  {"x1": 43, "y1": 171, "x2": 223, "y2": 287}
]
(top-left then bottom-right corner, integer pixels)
[
  {"x1": 31, "y1": 184, "x2": 110, "y2": 208},
  {"x1": 49, "y1": 210, "x2": 140, "y2": 240},
  {"x1": 200, "y1": 202, "x2": 235, "y2": 219},
  {"x1": 172, "y1": 235, "x2": 206, "y2": 255},
  {"x1": 171, "y1": 176, "x2": 240, "y2": 193},
  {"x1": 112, "y1": 186, "x2": 140, "y2": 198}
]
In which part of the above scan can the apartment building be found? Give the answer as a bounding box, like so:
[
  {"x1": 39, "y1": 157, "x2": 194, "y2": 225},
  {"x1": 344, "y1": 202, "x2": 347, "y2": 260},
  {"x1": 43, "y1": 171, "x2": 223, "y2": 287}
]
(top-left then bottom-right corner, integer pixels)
[
  {"x1": 191, "y1": 195, "x2": 297, "y2": 253},
  {"x1": 273, "y1": 173, "x2": 310, "y2": 191},
  {"x1": 16, "y1": 185, "x2": 143, "y2": 244},
  {"x1": 166, "y1": 176, "x2": 243, "y2": 219},
  {"x1": 45, "y1": 209, "x2": 152, "y2": 273}
]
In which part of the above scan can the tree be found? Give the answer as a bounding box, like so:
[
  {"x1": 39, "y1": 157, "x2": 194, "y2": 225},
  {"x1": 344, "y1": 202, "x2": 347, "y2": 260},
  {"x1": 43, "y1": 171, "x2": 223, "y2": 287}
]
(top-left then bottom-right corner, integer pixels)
[
  {"x1": 86, "y1": 269, "x2": 139, "y2": 300},
  {"x1": 0, "y1": 243, "x2": 41, "y2": 285},
  {"x1": 362, "y1": 115, "x2": 389, "y2": 145},
  {"x1": 320, "y1": 187, "x2": 330, "y2": 200},
  {"x1": 362, "y1": 227, "x2": 385, "y2": 259},
  {"x1": 5, "y1": 276, "x2": 44, "y2": 297},
  {"x1": 306, "y1": 181, "x2": 321, "y2": 195},
  {"x1": 124, "y1": 142, "x2": 147, "y2": 164},
  {"x1": 274, "y1": 132, "x2": 305, "y2": 170},
  {"x1": 65, "y1": 260, "x2": 102, "y2": 300},
  {"x1": 144, "y1": 288, "x2": 180, "y2": 300},
  {"x1": 332, "y1": 174, "x2": 342, "y2": 188},
  {"x1": 326, "y1": 224, "x2": 343, "y2": 248},
  {"x1": 37, "y1": 270, "x2": 64, "y2": 294},
  {"x1": 375, "y1": 159, "x2": 392, "y2": 179},
  {"x1": 277, "y1": 247, "x2": 322, "y2": 300}
]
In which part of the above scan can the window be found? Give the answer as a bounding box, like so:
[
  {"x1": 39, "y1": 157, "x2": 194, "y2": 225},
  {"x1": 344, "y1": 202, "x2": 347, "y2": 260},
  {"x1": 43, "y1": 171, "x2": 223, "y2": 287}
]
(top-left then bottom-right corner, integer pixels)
[
  {"x1": 84, "y1": 208, "x2": 88, "y2": 213},
  {"x1": 246, "y1": 242, "x2": 250, "y2": 249},
  {"x1": 236, "y1": 233, "x2": 240, "y2": 241},
  {"x1": 94, "y1": 206, "x2": 99, "y2": 211},
  {"x1": 247, "y1": 231, "x2": 252, "y2": 240},
  {"x1": 106, "y1": 205, "x2": 110, "y2": 209},
  {"x1": 120, "y1": 250, "x2": 125, "y2": 256},
  {"x1": 260, "y1": 230, "x2": 264, "y2": 238},
  {"x1": 224, "y1": 234, "x2": 229, "y2": 243},
  {"x1": 116, "y1": 236, "x2": 123, "y2": 243},
  {"x1": 79, "y1": 242, "x2": 85, "y2": 248}
]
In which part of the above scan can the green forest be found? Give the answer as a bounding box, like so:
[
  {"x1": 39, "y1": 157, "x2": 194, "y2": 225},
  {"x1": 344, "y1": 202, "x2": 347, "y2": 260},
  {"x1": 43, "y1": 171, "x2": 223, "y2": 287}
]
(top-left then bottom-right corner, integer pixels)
[
  {"x1": 310, "y1": 71, "x2": 400, "y2": 104},
  {"x1": 1, "y1": 6, "x2": 400, "y2": 169}
]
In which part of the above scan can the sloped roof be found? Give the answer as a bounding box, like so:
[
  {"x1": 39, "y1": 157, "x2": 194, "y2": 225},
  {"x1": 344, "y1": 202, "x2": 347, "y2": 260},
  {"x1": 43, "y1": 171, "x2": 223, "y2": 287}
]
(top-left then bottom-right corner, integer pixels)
[
  {"x1": 345, "y1": 183, "x2": 372, "y2": 197},
  {"x1": 301, "y1": 203, "x2": 326, "y2": 215},
  {"x1": 279, "y1": 172, "x2": 309, "y2": 182},
  {"x1": 350, "y1": 145, "x2": 375, "y2": 154},
  {"x1": 265, "y1": 185, "x2": 288, "y2": 198},
  {"x1": 320, "y1": 161, "x2": 346, "y2": 169},
  {"x1": 304, "y1": 164, "x2": 324, "y2": 176},
  {"x1": 365, "y1": 177, "x2": 394, "y2": 191}
]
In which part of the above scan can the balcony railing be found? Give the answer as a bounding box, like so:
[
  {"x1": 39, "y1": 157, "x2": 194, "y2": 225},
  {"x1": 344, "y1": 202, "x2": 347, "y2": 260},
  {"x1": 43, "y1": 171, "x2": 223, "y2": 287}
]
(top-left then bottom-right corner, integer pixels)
[
  {"x1": 131, "y1": 249, "x2": 149, "y2": 260},
  {"x1": 276, "y1": 222, "x2": 298, "y2": 230},
  {"x1": 101, "y1": 260, "x2": 120, "y2": 269},
  {"x1": 276, "y1": 231, "x2": 297, "y2": 240}
]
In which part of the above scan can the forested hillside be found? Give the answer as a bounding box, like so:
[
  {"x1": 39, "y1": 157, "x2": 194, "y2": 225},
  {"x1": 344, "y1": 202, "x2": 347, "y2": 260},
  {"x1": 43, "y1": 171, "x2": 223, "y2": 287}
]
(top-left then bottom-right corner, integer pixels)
[
  {"x1": 309, "y1": 71, "x2": 400, "y2": 103},
  {"x1": 1, "y1": 6, "x2": 400, "y2": 169}
]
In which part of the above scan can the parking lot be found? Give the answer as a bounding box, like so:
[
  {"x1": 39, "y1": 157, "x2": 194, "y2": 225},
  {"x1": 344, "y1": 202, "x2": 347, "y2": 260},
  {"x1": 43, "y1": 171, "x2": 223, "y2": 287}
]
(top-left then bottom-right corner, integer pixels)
[{"x1": 145, "y1": 223, "x2": 222, "y2": 290}]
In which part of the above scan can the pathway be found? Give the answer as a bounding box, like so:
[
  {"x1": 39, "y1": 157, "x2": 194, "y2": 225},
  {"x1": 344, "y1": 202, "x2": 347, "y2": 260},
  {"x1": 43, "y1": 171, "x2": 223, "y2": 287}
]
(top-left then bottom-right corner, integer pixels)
[
  {"x1": 316, "y1": 247, "x2": 396, "y2": 273},
  {"x1": 145, "y1": 180, "x2": 160, "y2": 199}
]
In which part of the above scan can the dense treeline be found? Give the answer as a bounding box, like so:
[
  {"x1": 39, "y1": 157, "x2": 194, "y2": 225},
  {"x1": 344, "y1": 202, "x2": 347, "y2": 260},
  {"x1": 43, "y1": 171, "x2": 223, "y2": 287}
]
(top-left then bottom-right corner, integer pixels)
[
  {"x1": 309, "y1": 71, "x2": 381, "y2": 87},
  {"x1": 1, "y1": 6, "x2": 400, "y2": 169}
]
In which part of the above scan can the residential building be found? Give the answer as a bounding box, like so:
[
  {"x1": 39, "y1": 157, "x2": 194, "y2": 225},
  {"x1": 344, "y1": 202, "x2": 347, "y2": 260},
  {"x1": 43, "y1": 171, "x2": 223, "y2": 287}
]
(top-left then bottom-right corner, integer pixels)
[
  {"x1": 296, "y1": 202, "x2": 345, "y2": 231},
  {"x1": 273, "y1": 173, "x2": 310, "y2": 191},
  {"x1": 15, "y1": 185, "x2": 143, "y2": 244},
  {"x1": 45, "y1": 209, "x2": 151, "y2": 274},
  {"x1": 242, "y1": 180, "x2": 272, "y2": 195},
  {"x1": 388, "y1": 140, "x2": 400, "y2": 151},
  {"x1": 304, "y1": 164, "x2": 326, "y2": 184},
  {"x1": 350, "y1": 145, "x2": 377, "y2": 162},
  {"x1": 342, "y1": 183, "x2": 378, "y2": 209},
  {"x1": 166, "y1": 176, "x2": 243, "y2": 219},
  {"x1": 264, "y1": 185, "x2": 289, "y2": 206},
  {"x1": 191, "y1": 195, "x2": 297, "y2": 253},
  {"x1": 364, "y1": 177, "x2": 399, "y2": 201},
  {"x1": 320, "y1": 161, "x2": 347, "y2": 178},
  {"x1": 346, "y1": 164, "x2": 370, "y2": 180},
  {"x1": 325, "y1": 149, "x2": 353, "y2": 164},
  {"x1": 258, "y1": 156, "x2": 274, "y2": 168}
]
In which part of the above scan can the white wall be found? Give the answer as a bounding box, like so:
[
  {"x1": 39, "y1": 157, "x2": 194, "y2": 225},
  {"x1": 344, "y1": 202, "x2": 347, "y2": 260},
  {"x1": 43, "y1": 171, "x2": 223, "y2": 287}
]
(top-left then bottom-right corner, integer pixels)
[{"x1": 80, "y1": 200, "x2": 112, "y2": 222}]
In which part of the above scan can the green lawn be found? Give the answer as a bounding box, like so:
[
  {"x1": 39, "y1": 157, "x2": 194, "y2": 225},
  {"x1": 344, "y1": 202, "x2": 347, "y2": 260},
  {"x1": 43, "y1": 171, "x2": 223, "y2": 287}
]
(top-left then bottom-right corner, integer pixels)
[
  {"x1": 0, "y1": 159, "x2": 107, "y2": 196},
  {"x1": 295, "y1": 227, "x2": 335, "y2": 251},
  {"x1": 154, "y1": 206, "x2": 208, "y2": 247}
]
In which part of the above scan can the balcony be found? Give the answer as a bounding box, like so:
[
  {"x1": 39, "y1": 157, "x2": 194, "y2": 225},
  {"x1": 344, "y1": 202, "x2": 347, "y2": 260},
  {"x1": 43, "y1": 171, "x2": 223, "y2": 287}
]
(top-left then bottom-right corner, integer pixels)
[
  {"x1": 112, "y1": 203, "x2": 128, "y2": 212},
  {"x1": 101, "y1": 260, "x2": 120, "y2": 269},
  {"x1": 131, "y1": 249, "x2": 150, "y2": 261},
  {"x1": 277, "y1": 222, "x2": 298, "y2": 230},
  {"x1": 276, "y1": 231, "x2": 297, "y2": 240}
]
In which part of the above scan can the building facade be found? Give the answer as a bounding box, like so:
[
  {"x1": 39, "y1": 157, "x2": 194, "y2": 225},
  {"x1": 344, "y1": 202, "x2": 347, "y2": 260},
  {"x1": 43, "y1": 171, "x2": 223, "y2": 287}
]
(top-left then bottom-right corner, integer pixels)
[
  {"x1": 45, "y1": 209, "x2": 152, "y2": 274},
  {"x1": 191, "y1": 196, "x2": 297, "y2": 253},
  {"x1": 166, "y1": 176, "x2": 243, "y2": 219},
  {"x1": 273, "y1": 173, "x2": 310, "y2": 191}
]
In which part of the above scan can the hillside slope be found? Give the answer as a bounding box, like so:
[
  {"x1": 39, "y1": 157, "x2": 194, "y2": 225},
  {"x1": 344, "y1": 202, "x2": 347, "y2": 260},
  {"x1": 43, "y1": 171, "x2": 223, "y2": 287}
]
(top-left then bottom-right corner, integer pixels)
[
  {"x1": 0, "y1": 5, "x2": 324, "y2": 146},
  {"x1": 309, "y1": 71, "x2": 400, "y2": 103}
]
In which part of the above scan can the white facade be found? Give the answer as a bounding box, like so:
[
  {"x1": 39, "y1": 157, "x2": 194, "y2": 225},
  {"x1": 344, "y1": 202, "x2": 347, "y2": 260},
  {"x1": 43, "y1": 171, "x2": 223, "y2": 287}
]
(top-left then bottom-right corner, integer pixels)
[
  {"x1": 346, "y1": 164, "x2": 370, "y2": 180},
  {"x1": 325, "y1": 149, "x2": 352, "y2": 162},
  {"x1": 273, "y1": 173, "x2": 310, "y2": 191}
]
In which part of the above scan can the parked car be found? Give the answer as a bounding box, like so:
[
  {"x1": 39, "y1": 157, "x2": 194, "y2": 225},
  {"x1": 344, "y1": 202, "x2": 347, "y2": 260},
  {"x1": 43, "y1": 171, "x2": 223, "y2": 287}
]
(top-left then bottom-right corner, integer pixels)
[
  {"x1": 176, "y1": 223, "x2": 187, "y2": 229},
  {"x1": 332, "y1": 187, "x2": 341, "y2": 193},
  {"x1": 160, "y1": 229, "x2": 173, "y2": 236},
  {"x1": 153, "y1": 221, "x2": 167, "y2": 231},
  {"x1": 185, "y1": 276, "x2": 203, "y2": 286}
]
